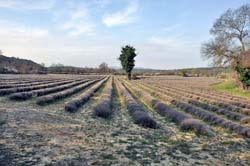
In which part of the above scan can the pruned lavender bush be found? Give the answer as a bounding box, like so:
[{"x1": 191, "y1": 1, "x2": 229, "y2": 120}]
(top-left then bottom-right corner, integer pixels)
[
  {"x1": 180, "y1": 119, "x2": 212, "y2": 135},
  {"x1": 123, "y1": 80, "x2": 213, "y2": 135},
  {"x1": 9, "y1": 92, "x2": 33, "y2": 101},
  {"x1": 0, "y1": 77, "x2": 71, "y2": 89},
  {"x1": 65, "y1": 78, "x2": 108, "y2": 112},
  {"x1": 116, "y1": 79, "x2": 157, "y2": 129},
  {"x1": 94, "y1": 102, "x2": 112, "y2": 118},
  {"x1": 9, "y1": 79, "x2": 89, "y2": 101},
  {"x1": 0, "y1": 79, "x2": 76, "y2": 96},
  {"x1": 37, "y1": 79, "x2": 100, "y2": 105},
  {"x1": 94, "y1": 78, "x2": 113, "y2": 118},
  {"x1": 140, "y1": 82, "x2": 250, "y2": 137}
]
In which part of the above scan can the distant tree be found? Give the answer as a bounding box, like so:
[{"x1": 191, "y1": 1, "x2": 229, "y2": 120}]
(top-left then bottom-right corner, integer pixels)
[
  {"x1": 99, "y1": 62, "x2": 109, "y2": 73},
  {"x1": 201, "y1": 4, "x2": 250, "y2": 89},
  {"x1": 118, "y1": 45, "x2": 137, "y2": 80},
  {"x1": 191, "y1": 69, "x2": 200, "y2": 77},
  {"x1": 40, "y1": 63, "x2": 45, "y2": 67},
  {"x1": 180, "y1": 69, "x2": 188, "y2": 77}
]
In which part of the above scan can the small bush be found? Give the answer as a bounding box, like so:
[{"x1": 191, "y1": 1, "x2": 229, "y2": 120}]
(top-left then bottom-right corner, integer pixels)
[
  {"x1": 117, "y1": 80, "x2": 157, "y2": 129},
  {"x1": 132, "y1": 111, "x2": 157, "y2": 129},
  {"x1": 235, "y1": 64, "x2": 250, "y2": 90},
  {"x1": 64, "y1": 102, "x2": 78, "y2": 112},
  {"x1": 37, "y1": 95, "x2": 54, "y2": 105},
  {"x1": 65, "y1": 79, "x2": 106, "y2": 112},
  {"x1": 94, "y1": 101, "x2": 112, "y2": 118},
  {"x1": 122, "y1": 81, "x2": 213, "y2": 134},
  {"x1": 180, "y1": 119, "x2": 212, "y2": 135},
  {"x1": 153, "y1": 102, "x2": 190, "y2": 124},
  {"x1": 36, "y1": 79, "x2": 89, "y2": 96},
  {"x1": 0, "y1": 79, "x2": 86, "y2": 96},
  {"x1": 188, "y1": 100, "x2": 244, "y2": 121},
  {"x1": 94, "y1": 78, "x2": 114, "y2": 118},
  {"x1": 9, "y1": 92, "x2": 33, "y2": 101},
  {"x1": 37, "y1": 80, "x2": 98, "y2": 105},
  {"x1": 178, "y1": 99, "x2": 250, "y2": 137}
]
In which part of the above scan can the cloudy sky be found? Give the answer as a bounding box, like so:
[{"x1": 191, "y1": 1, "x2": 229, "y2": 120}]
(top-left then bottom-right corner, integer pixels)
[{"x1": 0, "y1": 0, "x2": 248, "y2": 69}]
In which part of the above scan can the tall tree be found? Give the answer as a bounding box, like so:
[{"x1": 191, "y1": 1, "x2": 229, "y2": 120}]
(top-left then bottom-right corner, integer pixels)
[
  {"x1": 201, "y1": 4, "x2": 250, "y2": 89},
  {"x1": 201, "y1": 4, "x2": 250, "y2": 67},
  {"x1": 118, "y1": 45, "x2": 137, "y2": 80}
]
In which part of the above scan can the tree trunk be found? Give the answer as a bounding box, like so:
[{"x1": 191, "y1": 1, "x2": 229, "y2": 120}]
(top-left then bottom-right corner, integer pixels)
[
  {"x1": 127, "y1": 72, "x2": 131, "y2": 80},
  {"x1": 239, "y1": 33, "x2": 246, "y2": 52}
]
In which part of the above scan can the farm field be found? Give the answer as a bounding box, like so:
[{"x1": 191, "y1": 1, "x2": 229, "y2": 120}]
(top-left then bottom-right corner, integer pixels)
[{"x1": 1, "y1": 74, "x2": 250, "y2": 165}]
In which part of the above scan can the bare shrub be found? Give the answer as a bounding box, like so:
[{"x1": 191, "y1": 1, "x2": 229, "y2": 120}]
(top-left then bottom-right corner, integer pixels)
[
  {"x1": 132, "y1": 111, "x2": 157, "y2": 128},
  {"x1": 180, "y1": 119, "x2": 212, "y2": 135}
]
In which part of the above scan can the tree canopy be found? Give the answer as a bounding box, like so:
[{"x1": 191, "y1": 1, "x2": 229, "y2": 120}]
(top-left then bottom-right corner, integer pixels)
[
  {"x1": 201, "y1": 4, "x2": 250, "y2": 67},
  {"x1": 118, "y1": 45, "x2": 137, "y2": 80}
]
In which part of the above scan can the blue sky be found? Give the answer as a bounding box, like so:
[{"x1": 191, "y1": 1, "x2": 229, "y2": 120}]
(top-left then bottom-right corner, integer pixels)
[{"x1": 0, "y1": 0, "x2": 248, "y2": 69}]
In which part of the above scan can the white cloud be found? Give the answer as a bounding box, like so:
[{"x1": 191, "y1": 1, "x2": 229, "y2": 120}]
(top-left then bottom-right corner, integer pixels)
[
  {"x1": 0, "y1": 20, "x2": 51, "y2": 63},
  {"x1": 0, "y1": 19, "x2": 119, "y2": 67},
  {"x1": 121, "y1": 33, "x2": 204, "y2": 69},
  {"x1": 149, "y1": 34, "x2": 197, "y2": 49},
  {"x1": 0, "y1": 1, "x2": 207, "y2": 70},
  {"x1": 63, "y1": 21, "x2": 95, "y2": 36},
  {"x1": 102, "y1": 0, "x2": 139, "y2": 27},
  {"x1": 0, "y1": 20, "x2": 206, "y2": 69},
  {"x1": 0, "y1": 21, "x2": 48, "y2": 39},
  {"x1": 0, "y1": 0, "x2": 56, "y2": 10},
  {"x1": 58, "y1": 6, "x2": 95, "y2": 36}
]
